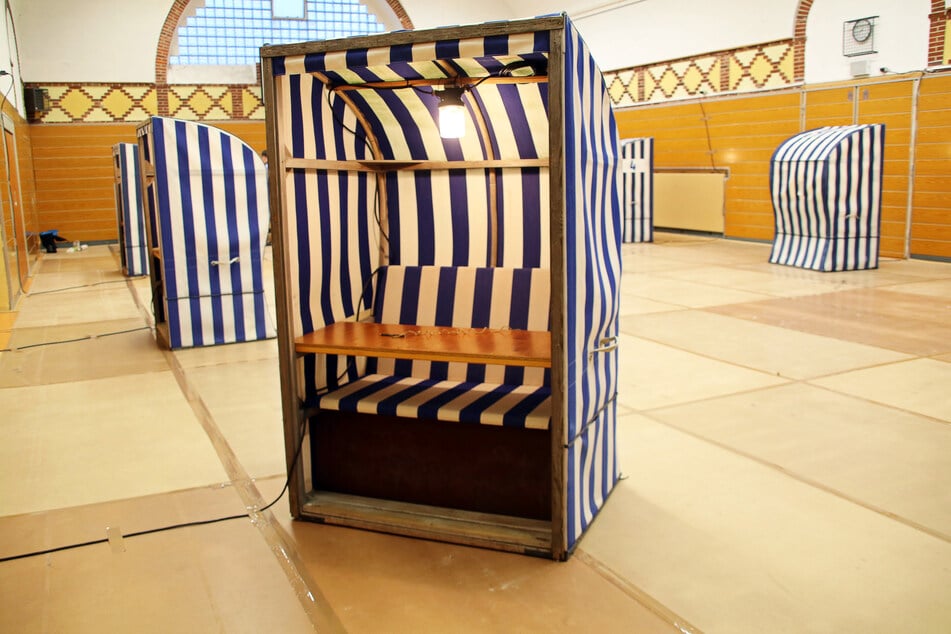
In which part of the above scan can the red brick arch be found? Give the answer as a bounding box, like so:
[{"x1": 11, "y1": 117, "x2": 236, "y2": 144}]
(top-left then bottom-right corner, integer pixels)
[
  {"x1": 793, "y1": 0, "x2": 947, "y2": 80},
  {"x1": 793, "y1": 0, "x2": 813, "y2": 82}
]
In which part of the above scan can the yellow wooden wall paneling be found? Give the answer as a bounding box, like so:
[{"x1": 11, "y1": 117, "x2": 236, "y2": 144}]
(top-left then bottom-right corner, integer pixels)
[
  {"x1": 28, "y1": 121, "x2": 267, "y2": 243},
  {"x1": 912, "y1": 74, "x2": 951, "y2": 258},
  {"x1": 617, "y1": 74, "x2": 951, "y2": 259}
]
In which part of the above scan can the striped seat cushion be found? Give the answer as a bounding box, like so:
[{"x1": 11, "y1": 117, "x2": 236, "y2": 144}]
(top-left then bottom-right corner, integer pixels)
[
  {"x1": 318, "y1": 374, "x2": 551, "y2": 429},
  {"x1": 316, "y1": 265, "x2": 552, "y2": 427}
]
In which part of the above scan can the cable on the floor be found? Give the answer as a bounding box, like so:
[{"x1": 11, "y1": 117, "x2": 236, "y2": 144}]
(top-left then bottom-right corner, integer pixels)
[
  {"x1": 27, "y1": 279, "x2": 130, "y2": 296},
  {"x1": 0, "y1": 326, "x2": 153, "y2": 353},
  {"x1": 0, "y1": 418, "x2": 309, "y2": 564}
]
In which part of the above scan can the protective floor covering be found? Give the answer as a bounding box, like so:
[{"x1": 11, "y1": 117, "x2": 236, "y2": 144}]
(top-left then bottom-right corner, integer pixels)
[{"x1": 1, "y1": 238, "x2": 949, "y2": 633}]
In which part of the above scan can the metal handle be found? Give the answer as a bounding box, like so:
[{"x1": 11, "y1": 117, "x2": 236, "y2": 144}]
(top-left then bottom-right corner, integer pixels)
[
  {"x1": 210, "y1": 256, "x2": 240, "y2": 266},
  {"x1": 590, "y1": 336, "x2": 618, "y2": 355}
]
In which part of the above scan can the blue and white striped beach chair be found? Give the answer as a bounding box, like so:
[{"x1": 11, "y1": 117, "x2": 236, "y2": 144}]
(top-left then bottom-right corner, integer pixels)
[{"x1": 136, "y1": 117, "x2": 273, "y2": 348}]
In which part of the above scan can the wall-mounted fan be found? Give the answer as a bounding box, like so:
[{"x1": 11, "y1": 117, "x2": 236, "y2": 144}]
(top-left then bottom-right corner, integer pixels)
[{"x1": 843, "y1": 16, "x2": 878, "y2": 57}]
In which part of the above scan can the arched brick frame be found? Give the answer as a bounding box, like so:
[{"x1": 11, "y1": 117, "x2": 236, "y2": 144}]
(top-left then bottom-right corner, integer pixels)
[
  {"x1": 793, "y1": 0, "x2": 813, "y2": 82},
  {"x1": 928, "y1": 0, "x2": 949, "y2": 66},
  {"x1": 794, "y1": 0, "x2": 947, "y2": 80},
  {"x1": 154, "y1": 0, "x2": 415, "y2": 114}
]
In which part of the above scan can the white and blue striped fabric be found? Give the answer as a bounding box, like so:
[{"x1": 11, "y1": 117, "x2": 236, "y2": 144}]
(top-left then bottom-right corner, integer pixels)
[
  {"x1": 136, "y1": 117, "x2": 273, "y2": 348},
  {"x1": 770, "y1": 124, "x2": 885, "y2": 271},
  {"x1": 369, "y1": 265, "x2": 551, "y2": 385},
  {"x1": 274, "y1": 28, "x2": 553, "y2": 394},
  {"x1": 270, "y1": 14, "x2": 619, "y2": 556},
  {"x1": 317, "y1": 265, "x2": 552, "y2": 428},
  {"x1": 112, "y1": 143, "x2": 148, "y2": 276},
  {"x1": 562, "y1": 18, "x2": 622, "y2": 552},
  {"x1": 620, "y1": 138, "x2": 654, "y2": 243}
]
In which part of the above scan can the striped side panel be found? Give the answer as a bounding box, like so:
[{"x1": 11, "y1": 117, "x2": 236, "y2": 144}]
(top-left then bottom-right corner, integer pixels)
[
  {"x1": 562, "y1": 17, "x2": 622, "y2": 550},
  {"x1": 770, "y1": 124, "x2": 885, "y2": 271},
  {"x1": 148, "y1": 117, "x2": 273, "y2": 348},
  {"x1": 113, "y1": 143, "x2": 148, "y2": 276},
  {"x1": 318, "y1": 374, "x2": 551, "y2": 429},
  {"x1": 370, "y1": 265, "x2": 550, "y2": 385},
  {"x1": 620, "y1": 138, "x2": 654, "y2": 243},
  {"x1": 339, "y1": 79, "x2": 549, "y2": 268},
  {"x1": 278, "y1": 73, "x2": 376, "y2": 393}
]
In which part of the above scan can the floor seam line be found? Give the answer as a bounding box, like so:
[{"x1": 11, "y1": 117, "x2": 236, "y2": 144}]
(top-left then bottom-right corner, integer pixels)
[{"x1": 641, "y1": 413, "x2": 951, "y2": 545}]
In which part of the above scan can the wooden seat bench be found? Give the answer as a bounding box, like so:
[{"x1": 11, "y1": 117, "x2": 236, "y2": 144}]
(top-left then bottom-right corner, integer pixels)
[{"x1": 296, "y1": 264, "x2": 553, "y2": 521}]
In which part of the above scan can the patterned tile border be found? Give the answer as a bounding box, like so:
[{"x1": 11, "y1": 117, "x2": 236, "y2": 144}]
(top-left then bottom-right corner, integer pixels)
[
  {"x1": 24, "y1": 83, "x2": 265, "y2": 124},
  {"x1": 604, "y1": 39, "x2": 797, "y2": 107}
]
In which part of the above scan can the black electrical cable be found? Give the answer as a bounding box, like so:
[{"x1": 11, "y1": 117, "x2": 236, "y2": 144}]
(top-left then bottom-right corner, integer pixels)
[
  {"x1": 0, "y1": 326, "x2": 152, "y2": 353},
  {"x1": 0, "y1": 417, "x2": 310, "y2": 564},
  {"x1": 27, "y1": 278, "x2": 129, "y2": 296},
  {"x1": 324, "y1": 87, "x2": 389, "y2": 246}
]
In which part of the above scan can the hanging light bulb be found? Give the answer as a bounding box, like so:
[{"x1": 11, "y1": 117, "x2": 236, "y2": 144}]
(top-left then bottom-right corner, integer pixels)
[{"x1": 438, "y1": 86, "x2": 467, "y2": 139}]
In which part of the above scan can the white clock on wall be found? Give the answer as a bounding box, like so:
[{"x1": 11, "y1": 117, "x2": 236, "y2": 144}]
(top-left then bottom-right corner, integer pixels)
[
  {"x1": 843, "y1": 16, "x2": 878, "y2": 57},
  {"x1": 852, "y1": 18, "x2": 873, "y2": 43}
]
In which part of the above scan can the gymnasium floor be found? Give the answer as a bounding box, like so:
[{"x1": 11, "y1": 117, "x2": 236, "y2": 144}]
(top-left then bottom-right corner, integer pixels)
[{"x1": 1, "y1": 233, "x2": 949, "y2": 633}]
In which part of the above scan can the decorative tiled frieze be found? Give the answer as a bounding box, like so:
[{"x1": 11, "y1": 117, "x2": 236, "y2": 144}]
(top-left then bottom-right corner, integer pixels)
[
  {"x1": 604, "y1": 39, "x2": 797, "y2": 107},
  {"x1": 25, "y1": 83, "x2": 265, "y2": 123}
]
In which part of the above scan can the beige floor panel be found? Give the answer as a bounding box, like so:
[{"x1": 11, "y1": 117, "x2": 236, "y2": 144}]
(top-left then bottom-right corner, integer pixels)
[
  {"x1": 0, "y1": 513, "x2": 316, "y2": 634},
  {"x1": 278, "y1": 517, "x2": 681, "y2": 633},
  {"x1": 15, "y1": 285, "x2": 142, "y2": 328},
  {"x1": 617, "y1": 333, "x2": 788, "y2": 411},
  {"x1": 621, "y1": 249, "x2": 699, "y2": 274},
  {"x1": 182, "y1": 358, "x2": 287, "y2": 479},
  {"x1": 620, "y1": 272, "x2": 772, "y2": 308},
  {"x1": 886, "y1": 277, "x2": 951, "y2": 299},
  {"x1": 647, "y1": 234, "x2": 770, "y2": 265},
  {"x1": 581, "y1": 413, "x2": 951, "y2": 634},
  {"x1": 648, "y1": 382, "x2": 951, "y2": 538},
  {"x1": 878, "y1": 257, "x2": 951, "y2": 279},
  {"x1": 0, "y1": 371, "x2": 229, "y2": 516},
  {"x1": 4, "y1": 235, "x2": 950, "y2": 631},
  {"x1": 624, "y1": 310, "x2": 910, "y2": 380},
  {"x1": 26, "y1": 273, "x2": 128, "y2": 296},
  {"x1": 757, "y1": 263, "x2": 937, "y2": 289},
  {"x1": 0, "y1": 478, "x2": 279, "y2": 560},
  {"x1": 709, "y1": 288, "x2": 951, "y2": 356},
  {"x1": 174, "y1": 337, "x2": 278, "y2": 369},
  {"x1": 810, "y1": 358, "x2": 951, "y2": 423},
  {"x1": 656, "y1": 264, "x2": 847, "y2": 298},
  {"x1": 618, "y1": 287, "x2": 684, "y2": 316},
  {"x1": 38, "y1": 251, "x2": 119, "y2": 274},
  {"x1": 0, "y1": 320, "x2": 163, "y2": 387}
]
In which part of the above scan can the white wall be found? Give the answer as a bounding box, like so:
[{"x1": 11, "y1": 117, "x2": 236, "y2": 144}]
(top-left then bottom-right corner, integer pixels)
[
  {"x1": 0, "y1": 3, "x2": 22, "y2": 115},
  {"x1": 390, "y1": 0, "x2": 519, "y2": 29},
  {"x1": 805, "y1": 0, "x2": 931, "y2": 83},
  {"x1": 11, "y1": 0, "x2": 169, "y2": 82},
  {"x1": 3, "y1": 0, "x2": 940, "y2": 86},
  {"x1": 562, "y1": 0, "x2": 797, "y2": 71}
]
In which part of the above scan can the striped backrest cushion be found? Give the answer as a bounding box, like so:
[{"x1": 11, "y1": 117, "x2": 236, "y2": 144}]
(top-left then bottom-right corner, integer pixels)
[{"x1": 370, "y1": 266, "x2": 550, "y2": 385}]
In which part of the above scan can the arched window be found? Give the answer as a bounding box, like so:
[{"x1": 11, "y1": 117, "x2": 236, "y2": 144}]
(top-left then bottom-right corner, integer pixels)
[{"x1": 166, "y1": 0, "x2": 403, "y2": 84}]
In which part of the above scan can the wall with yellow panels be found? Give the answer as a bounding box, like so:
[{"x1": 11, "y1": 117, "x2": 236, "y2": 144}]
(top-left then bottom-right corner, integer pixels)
[
  {"x1": 913, "y1": 73, "x2": 951, "y2": 258},
  {"x1": 29, "y1": 121, "x2": 266, "y2": 245},
  {"x1": 20, "y1": 66, "x2": 951, "y2": 259},
  {"x1": 616, "y1": 73, "x2": 951, "y2": 260},
  {"x1": 0, "y1": 103, "x2": 40, "y2": 310}
]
